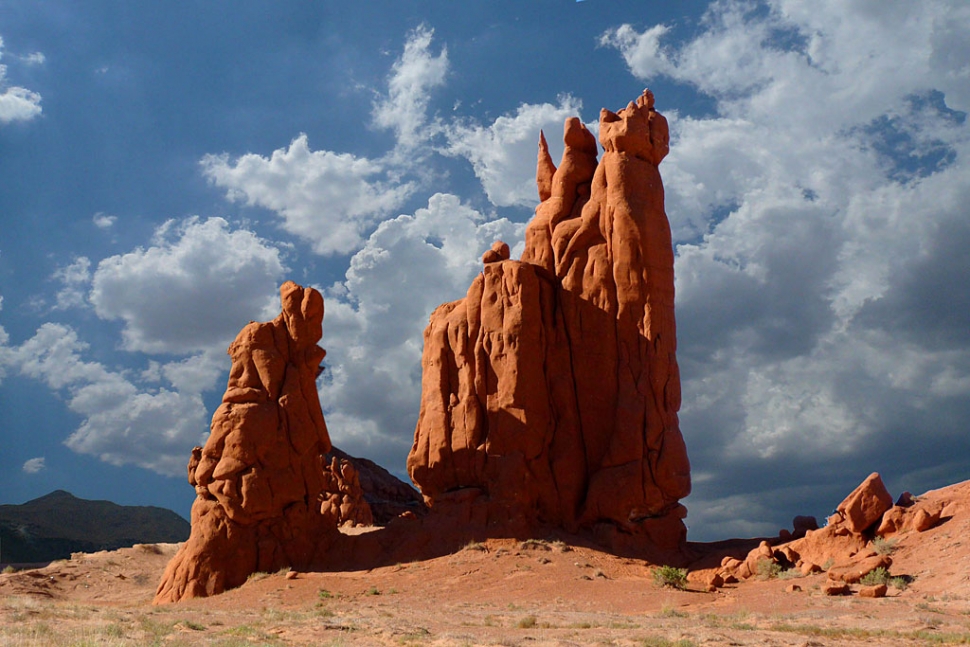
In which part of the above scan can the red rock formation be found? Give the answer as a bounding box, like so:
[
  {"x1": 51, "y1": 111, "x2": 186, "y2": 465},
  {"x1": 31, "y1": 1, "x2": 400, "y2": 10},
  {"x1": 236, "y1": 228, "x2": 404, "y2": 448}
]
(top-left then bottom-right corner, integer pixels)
[
  {"x1": 326, "y1": 447, "x2": 423, "y2": 525},
  {"x1": 155, "y1": 282, "x2": 348, "y2": 603},
  {"x1": 407, "y1": 90, "x2": 691, "y2": 549},
  {"x1": 835, "y1": 472, "x2": 893, "y2": 534},
  {"x1": 320, "y1": 456, "x2": 374, "y2": 528}
]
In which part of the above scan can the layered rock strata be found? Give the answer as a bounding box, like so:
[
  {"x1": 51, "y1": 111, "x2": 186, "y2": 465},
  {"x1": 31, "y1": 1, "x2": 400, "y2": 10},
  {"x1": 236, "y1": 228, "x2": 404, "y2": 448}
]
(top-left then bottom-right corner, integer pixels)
[
  {"x1": 155, "y1": 282, "x2": 355, "y2": 603},
  {"x1": 407, "y1": 91, "x2": 691, "y2": 548}
]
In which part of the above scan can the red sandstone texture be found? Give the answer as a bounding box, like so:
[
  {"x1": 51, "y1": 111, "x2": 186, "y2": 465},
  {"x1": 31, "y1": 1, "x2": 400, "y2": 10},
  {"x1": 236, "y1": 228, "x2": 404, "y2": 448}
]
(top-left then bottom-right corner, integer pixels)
[
  {"x1": 709, "y1": 472, "x2": 945, "y2": 590},
  {"x1": 155, "y1": 282, "x2": 367, "y2": 603},
  {"x1": 407, "y1": 90, "x2": 691, "y2": 549}
]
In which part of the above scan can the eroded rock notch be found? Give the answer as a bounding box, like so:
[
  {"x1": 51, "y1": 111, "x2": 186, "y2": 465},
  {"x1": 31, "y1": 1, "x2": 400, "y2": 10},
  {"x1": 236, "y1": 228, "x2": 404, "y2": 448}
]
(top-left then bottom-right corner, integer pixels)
[{"x1": 407, "y1": 91, "x2": 691, "y2": 549}]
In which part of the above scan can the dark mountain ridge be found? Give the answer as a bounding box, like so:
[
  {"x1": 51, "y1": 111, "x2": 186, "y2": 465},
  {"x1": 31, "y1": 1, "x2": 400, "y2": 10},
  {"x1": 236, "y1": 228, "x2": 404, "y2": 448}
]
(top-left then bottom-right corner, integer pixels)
[{"x1": 0, "y1": 490, "x2": 189, "y2": 565}]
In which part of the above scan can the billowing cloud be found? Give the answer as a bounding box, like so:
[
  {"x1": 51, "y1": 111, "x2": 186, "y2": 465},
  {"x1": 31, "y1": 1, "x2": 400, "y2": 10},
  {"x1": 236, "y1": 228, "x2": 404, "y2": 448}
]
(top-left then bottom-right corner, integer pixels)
[
  {"x1": 1, "y1": 323, "x2": 210, "y2": 475},
  {"x1": 442, "y1": 96, "x2": 583, "y2": 207},
  {"x1": 201, "y1": 137, "x2": 415, "y2": 256},
  {"x1": 319, "y1": 193, "x2": 524, "y2": 466},
  {"x1": 372, "y1": 24, "x2": 449, "y2": 150},
  {"x1": 603, "y1": 1, "x2": 970, "y2": 537},
  {"x1": 22, "y1": 457, "x2": 45, "y2": 474},
  {"x1": 0, "y1": 36, "x2": 42, "y2": 124},
  {"x1": 52, "y1": 256, "x2": 92, "y2": 311},
  {"x1": 90, "y1": 217, "x2": 285, "y2": 354}
]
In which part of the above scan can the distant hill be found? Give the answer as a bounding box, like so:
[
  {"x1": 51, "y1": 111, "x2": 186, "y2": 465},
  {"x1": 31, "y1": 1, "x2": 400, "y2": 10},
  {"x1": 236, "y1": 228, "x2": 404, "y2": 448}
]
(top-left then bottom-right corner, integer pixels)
[{"x1": 0, "y1": 490, "x2": 189, "y2": 565}]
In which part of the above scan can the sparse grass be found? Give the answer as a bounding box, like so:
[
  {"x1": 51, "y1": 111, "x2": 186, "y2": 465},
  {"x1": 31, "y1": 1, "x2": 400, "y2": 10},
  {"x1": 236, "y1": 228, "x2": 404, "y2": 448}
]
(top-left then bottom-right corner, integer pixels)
[
  {"x1": 890, "y1": 575, "x2": 910, "y2": 591},
  {"x1": 755, "y1": 559, "x2": 782, "y2": 580},
  {"x1": 517, "y1": 614, "x2": 537, "y2": 628},
  {"x1": 519, "y1": 539, "x2": 552, "y2": 551},
  {"x1": 653, "y1": 565, "x2": 688, "y2": 590},
  {"x1": 550, "y1": 540, "x2": 572, "y2": 552},
  {"x1": 777, "y1": 567, "x2": 803, "y2": 580},
  {"x1": 462, "y1": 540, "x2": 487, "y2": 552},
  {"x1": 246, "y1": 571, "x2": 270, "y2": 582},
  {"x1": 772, "y1": 623, "x2": 970, "y2": 644},
  {"x1": 318, "y1": 588, "x2": 334, "y2": 599},
  {"x1": 860, "y1": 566, "x2": 891, "y2": 586},
  {"x1": 641, "y1": 638, "x2": 697, "y2": 647},
  {"x1": 659, "y1": 605, "x2": 689, "y2": 618},
  {"x1": 366, "y1": 585, "x2": 381, "y2": 596},
  {"x1": 872, "y1": 536, "x2": 898, "y2": 555}
]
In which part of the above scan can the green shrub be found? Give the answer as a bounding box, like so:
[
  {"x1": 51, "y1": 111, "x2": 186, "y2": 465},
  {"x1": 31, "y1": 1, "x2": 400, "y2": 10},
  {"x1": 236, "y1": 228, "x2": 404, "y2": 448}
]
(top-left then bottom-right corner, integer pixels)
[
  {"x1": 872, "y1": 537, "x2": 898, "y2": 555},
  {"x1": 653, "y1": 565, "x2": 688, "y2": 590},
  {"x1": 755, "y1": 559, "x2": 782, "y2": 580},
  {"x1": 860, "y1": 567, "x2": 890, "y2": 586}
]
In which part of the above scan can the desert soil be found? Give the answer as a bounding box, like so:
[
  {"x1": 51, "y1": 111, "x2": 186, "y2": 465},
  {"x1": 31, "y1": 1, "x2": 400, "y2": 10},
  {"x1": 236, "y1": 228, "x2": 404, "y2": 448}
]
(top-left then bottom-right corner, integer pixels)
[{"x1": 2, "y1": 481, "x2": 970, "y2": 647}]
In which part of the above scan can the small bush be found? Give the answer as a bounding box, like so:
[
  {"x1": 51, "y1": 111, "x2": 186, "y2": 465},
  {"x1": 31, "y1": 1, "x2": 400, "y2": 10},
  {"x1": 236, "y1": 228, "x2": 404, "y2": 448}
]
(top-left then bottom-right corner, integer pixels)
[
  {"x1": 755, "y1": 559, "x2": 782, "y2": 580},
  {"x1": 872, "y1": 536, "x2": 898, "y2": 555},
  {"x1": 860, "y1": 567, "x2": 890, "y2": 586},
  {"x1": 462, "y1": 540, "x2": 487, "y2": 552},
  {"x1": 517, "y1": 614, "x2": 537, "y2": 629},
  {"x1": 890, "y1": 575, "x2": 910, "y2": 591},
  {"x1": 2, "y1": 565, "x2": 16, "y2": 574},
  {"x1": 366, "y1": 585, "x2": 380, "y2": 596},
  {"x1": 653, "y1": 565, "x2": 688, "y2": 590},
  {"x1": 519, "y1": 539, "x2": 551, "y2": 551}
]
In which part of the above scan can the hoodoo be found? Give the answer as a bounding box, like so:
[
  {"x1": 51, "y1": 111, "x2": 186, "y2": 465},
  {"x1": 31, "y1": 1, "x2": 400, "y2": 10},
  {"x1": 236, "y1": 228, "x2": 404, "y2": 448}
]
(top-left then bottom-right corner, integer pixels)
[
  {"x1": 155, "y1": 282, "x2": 368, "y2": 603},
  {"x1": 407, "y1": 90, "x2": 691, "y2": 549}
]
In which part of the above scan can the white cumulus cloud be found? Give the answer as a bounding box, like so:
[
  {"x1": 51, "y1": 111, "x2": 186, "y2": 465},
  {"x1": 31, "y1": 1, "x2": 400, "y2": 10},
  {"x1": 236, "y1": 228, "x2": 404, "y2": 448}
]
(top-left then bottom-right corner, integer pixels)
[
  {"x1": 90, "y1": 216, "x2": 285, "y2": 354},
  {"x1": 372, "y1": 24, "x2": 449, "y2": 150},
  {"x1": 22, "y1": 457, "x2": 45, "y2": 474},
  {"x1": 2, "y1": 323, "x2": 210, "y2": 475},
  {"x1": 604, "y1": 0, "x2": 970, "y2": 538},
  {"x1": 0, "y1": 35, "x2": 42, "y2": 124},
  {"x1": 201, "y1": 136, "x2": 414, "y2": 256}
]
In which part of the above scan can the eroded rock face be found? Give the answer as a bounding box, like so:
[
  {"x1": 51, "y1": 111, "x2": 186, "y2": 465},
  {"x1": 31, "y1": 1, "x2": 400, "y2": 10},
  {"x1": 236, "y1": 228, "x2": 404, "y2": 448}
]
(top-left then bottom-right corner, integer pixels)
[
  {"x1": 155, "y1": 282, "x2": 345, "y2": 603},
  {"x1": 407, "y1": 91, "x2": 691, "y2": 548}
]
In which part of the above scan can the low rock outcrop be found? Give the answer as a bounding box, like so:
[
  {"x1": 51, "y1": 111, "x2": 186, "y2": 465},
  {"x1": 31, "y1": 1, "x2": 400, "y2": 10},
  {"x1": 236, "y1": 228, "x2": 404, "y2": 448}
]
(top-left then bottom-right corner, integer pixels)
[
  {"x1": 715, "y1": 472, "x2": 945, "y2": 588},
  {"x1": 155, "y1": 282, "x2": 357, "y2": 603},
  {"x1": 407, "y1": 90, "x2": 691, "y2": 550}
]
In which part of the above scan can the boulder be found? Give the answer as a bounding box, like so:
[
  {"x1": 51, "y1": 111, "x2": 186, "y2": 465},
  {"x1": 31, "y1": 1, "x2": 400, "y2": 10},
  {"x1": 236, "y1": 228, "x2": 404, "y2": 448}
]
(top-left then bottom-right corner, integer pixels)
[
  {"x1": 155, "y1": 282, "x2": 338, "y2": 603},
  {"x1": 859, "y1": 583, "x2": 888, "y2": 598},
  {"x1": 822, "y1": 580, "x2": 851, "y2": 596},
  {"x1": 826, "y1": 554, "x2": 892, "y2": 584},
  {"x1": 876, "y1": 499, "x2": 943, "y2": 537},
  {"x1": 407, "y1": 90, "x2": 690, "y2": 549},
  {"x1": 836, "y1": 473, "x2": 893, "y2": 534}
]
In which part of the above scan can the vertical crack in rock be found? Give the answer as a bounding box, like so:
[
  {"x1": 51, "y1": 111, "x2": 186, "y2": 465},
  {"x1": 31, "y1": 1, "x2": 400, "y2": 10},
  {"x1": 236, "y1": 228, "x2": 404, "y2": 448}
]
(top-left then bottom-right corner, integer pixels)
[{"x1": 408, "y1": 91, "x2": 691, "y2": 549}]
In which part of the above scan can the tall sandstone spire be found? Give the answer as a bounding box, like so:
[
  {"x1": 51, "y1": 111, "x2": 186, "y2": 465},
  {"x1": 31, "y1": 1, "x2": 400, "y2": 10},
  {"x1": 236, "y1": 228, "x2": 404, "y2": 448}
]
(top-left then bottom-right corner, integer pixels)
[{"x1": 408, "y1": 91, "x2": 691, "y2": 548}]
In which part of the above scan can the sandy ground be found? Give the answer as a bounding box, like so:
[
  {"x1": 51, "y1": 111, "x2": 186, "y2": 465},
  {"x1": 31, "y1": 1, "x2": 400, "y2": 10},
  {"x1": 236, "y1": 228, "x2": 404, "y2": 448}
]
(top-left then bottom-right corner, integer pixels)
[{"x1": 2, "y1": 481, "x2": 970, "y2": 646}]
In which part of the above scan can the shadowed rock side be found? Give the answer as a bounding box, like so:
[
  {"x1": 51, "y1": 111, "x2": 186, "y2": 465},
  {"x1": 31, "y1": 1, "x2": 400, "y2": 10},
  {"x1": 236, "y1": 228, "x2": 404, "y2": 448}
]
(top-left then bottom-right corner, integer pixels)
[
  {"x1": 407, "y1": 91, "x2": 691, "y2": 550},
  {"x1": 155, "y1": 282, "x2": 363, "y2": 603}
]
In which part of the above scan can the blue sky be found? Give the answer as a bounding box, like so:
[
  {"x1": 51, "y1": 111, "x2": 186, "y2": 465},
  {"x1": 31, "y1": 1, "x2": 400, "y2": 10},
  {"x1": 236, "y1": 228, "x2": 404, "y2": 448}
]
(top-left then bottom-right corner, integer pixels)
[{"x1": 1, "y1": 0, "x2": 968, "y2": 542}]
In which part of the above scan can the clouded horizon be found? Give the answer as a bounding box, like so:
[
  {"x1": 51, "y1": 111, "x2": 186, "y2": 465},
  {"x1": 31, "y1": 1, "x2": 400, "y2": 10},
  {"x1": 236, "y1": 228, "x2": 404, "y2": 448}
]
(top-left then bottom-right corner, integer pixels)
[{"x1": 1, "y1": 1, "x2": 968, "y2": 541}]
